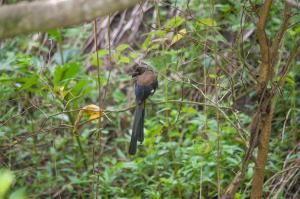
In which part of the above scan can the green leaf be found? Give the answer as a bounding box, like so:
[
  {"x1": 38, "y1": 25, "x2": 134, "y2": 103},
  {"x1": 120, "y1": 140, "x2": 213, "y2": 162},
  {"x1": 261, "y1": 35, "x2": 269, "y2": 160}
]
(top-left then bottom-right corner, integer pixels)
[
  {"x1": 63, "y1": 62, "x2": 80, "y2": 80},
  {"x1": 116, "y1": 44, "x2": 130, "y2": 52},
  {"x1": 215, "y1": 4, "x2": 231, "y2": 13},
  {"x1": 198, "y1": 18, "x2": 217, "y2": 27},
  {"x1": 15, "y1": 54, "x2": 32, "y2": 69},
  {"x1": 155, "y1": 30, "x2": 167, "y2": 37},
  {"x1": 0, "y1": 169, "x2": 15, "y2": 198},
  {"x1": 182, "y1": 107, "x2": 198, "y2": 114},
  {"x1": 142, "y1": 35, "x2": 152, "y2": 49},
  {"x1": 113, "y1": 90, "x2": 126, "y2": 102},
  {"x1": 294, "y1": 25, "x2": 300, "y2": 33},
  {"x1": 149, "y1": 44, "x2": 160, "y2": 51},
  {"x1": 90, "y1": 50, "x2": 108, "y2": 66},
  {"x1": 234, "y1": 193, "x2": 242, "y2": 199},
  {"x1": 113, "y1": 51, "x2": 121, "y2": 61},
  {"x1": 96, "y1": 49, "x2": 109, "y2": 57},
  {"x1": 209, "y1": 74, "x2": 217, "y2": 79},
  {"x1": 19, "y1": 76, "x2": 40, "y2": 91},
  {"x1": 53, "y1": 62, "x2": 80, "y2": 86},
  {"x1": 48, "y1": 29, "x2": 62, "y2": 43},
  {"x1": 129, "y1": 52, "x2": 139, "y2": 59},
  {"x1": 119, "y1": 56, "x2": 130, "y2": 64},
  {"x1": 286, "y1": 76, "x2": 295, "y2": 85},
  {"x1": 53, "y1": 65, "x2": 63, "y2": 86},
  {"x1": 9, "y1": 188, "x2": 27, "y2": 199},
  {"x1": 71, "y1": 79, "x2": 91, "y2": 97},
  {"x1": 166, "y1": 16, "x2": 185, "y2": 30}
]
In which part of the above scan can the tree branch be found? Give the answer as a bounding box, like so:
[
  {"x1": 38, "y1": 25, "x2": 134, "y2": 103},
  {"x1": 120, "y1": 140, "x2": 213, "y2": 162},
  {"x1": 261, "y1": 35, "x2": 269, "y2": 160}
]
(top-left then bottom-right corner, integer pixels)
[
  {"x1": 270, "y1": 4, "x2": 291, "y2": 65},
  {"x1": 0, "y1": 0, "x2": 140, "y2": 39},
  {"x1": 256, "y1": 0, "x2": 272, "y2": 92},
  {"x1": 222, "y1": 1, "x2": 284, "y2": 198}
]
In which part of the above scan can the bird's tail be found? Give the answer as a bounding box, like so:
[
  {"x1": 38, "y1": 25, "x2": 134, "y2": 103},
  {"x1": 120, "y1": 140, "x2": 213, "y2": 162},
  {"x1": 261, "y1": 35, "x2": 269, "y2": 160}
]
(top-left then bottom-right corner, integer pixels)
[{"x1": 129, "y1": 103, "x2": 145, "y2": 155}]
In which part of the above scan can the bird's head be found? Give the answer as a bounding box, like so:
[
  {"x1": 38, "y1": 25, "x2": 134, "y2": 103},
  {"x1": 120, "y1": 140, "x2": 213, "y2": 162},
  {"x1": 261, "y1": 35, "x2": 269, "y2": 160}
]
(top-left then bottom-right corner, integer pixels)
[{"x1": 130, "y1": 66, "x2": 148, "y2": 77}]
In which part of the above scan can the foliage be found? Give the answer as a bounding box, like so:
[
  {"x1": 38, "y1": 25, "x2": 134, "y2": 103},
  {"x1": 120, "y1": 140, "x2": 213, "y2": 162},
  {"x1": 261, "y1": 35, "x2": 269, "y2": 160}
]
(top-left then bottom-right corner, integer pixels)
[{"x1": 0, "y1": 0, "x2": 299, "y2": 198}]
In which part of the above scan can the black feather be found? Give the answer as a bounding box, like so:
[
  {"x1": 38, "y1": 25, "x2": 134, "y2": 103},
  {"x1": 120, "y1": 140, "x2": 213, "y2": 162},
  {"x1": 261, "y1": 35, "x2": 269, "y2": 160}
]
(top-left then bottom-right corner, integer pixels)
[{"x1": 129, "y1": 103, "x2": 144, "y2": 155}]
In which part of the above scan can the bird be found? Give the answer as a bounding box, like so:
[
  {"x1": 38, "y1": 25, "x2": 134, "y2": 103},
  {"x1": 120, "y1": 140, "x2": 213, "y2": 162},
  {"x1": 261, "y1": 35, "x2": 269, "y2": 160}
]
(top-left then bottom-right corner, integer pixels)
[{"x1": 129, "y1": 66, "x2": 158, "y2": 155}]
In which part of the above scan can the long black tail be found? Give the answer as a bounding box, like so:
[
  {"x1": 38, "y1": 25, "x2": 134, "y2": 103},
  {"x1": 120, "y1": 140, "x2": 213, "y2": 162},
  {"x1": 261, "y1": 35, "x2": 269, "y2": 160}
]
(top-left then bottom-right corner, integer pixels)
[{"x1": 129, "y1": 103, "x2": 145, "y2": 155}]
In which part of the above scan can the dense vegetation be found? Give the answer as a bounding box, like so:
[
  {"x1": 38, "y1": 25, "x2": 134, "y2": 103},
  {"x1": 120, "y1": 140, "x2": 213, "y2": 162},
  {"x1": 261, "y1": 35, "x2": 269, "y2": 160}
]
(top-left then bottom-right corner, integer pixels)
[{"x1": 0, "y1": 0, "x2": 299, "y2": 198}]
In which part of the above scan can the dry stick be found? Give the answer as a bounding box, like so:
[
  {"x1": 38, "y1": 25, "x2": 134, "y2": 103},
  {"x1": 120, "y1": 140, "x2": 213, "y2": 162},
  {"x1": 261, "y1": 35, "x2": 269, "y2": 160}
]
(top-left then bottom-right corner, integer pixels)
[
  {"x1": 216, "y1": 75, "x2": 222, "y2": 199},
  {"x1": 93, "y1": 19, "x2": 101, "y2": 199},
  {"x1": 95, "y1": 14, "x2": 114, "y2": 198},
  {"x1": 202, "y1": 25, "x2": 208, "y2": 199},
  {"x1": 98, "y1": 14, "x2": 113, "y2": 155},
  {"x1": 266, "y1": 148, "x2": 299, "y2": 198}
]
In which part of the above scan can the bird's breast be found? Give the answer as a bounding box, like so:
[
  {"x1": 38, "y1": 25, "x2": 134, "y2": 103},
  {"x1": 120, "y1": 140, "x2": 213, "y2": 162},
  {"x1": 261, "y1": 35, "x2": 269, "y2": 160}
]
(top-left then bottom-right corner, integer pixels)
[{"x1": 137, "y1": 71, "x2": 157, "y2": 86}]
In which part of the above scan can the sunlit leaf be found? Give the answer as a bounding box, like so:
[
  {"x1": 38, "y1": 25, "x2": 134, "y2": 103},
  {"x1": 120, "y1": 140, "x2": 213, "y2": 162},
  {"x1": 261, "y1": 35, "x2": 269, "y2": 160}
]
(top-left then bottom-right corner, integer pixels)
[
  {"x1": 119, "y1": 56, "x2": 130, "y2": 64},
  {"x1": 285, "y1": 76, "x2": 295, "y2": 85},
  {"x1": 166, "y1": 16, "x2": 185, "y2": 30},
  {"x1": 170, "y1": 28, "x2": 187, "y2": 46},
  {"x1": 96, "y1": 49, "x2": 109, "y2": 57},
  {"x1": 209, "y1": 73, "x2": 217, "y2": 79},
  {"x1": 0, "y1": 169, "x2": 15, "y2": 198},
  {"x1": 116, "y1": 44, "x2": 130, "y2": 52},
  {"x1": 198, "y1": 18, "x2": 217, "y2": 27},
  {"x1": 130, "y1": 52, "x2": 139, "y2": 59}
]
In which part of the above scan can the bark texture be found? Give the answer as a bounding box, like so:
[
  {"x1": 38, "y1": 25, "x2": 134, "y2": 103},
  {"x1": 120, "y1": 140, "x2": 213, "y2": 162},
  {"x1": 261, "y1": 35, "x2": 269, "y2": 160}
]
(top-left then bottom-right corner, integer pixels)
[{"x1": 0, "y1": 0, "x2": 140, "y2": 39}]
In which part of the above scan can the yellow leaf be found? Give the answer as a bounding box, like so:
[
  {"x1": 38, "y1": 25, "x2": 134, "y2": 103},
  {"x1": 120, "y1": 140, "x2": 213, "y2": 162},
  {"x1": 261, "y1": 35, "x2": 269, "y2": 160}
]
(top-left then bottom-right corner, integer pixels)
[
  {"x1": 82, "y1": 104, "x2": 103, "y2": 120},
  {"x1": 82, "y1": 104, "x2": 100, "y2": 112},
  {"x1": 170, "y1": 28, "x2": 187, "y2": 46},
  {"x1": 73, "y1": 104, "x2": 103, "y2": 134},
  {"x1": 54, "y1": 86, "x2": 67, "y2": 100},
  {"x1": 88, "y1": 112, "x2": 102, "y2": 120}
]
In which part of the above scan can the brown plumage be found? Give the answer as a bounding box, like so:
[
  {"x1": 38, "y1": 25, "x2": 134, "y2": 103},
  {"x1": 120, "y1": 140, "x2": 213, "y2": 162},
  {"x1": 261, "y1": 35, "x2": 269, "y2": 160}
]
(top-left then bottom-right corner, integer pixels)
[{"x1": 137, "y1": 70, "x2": 157, "y2": 86}]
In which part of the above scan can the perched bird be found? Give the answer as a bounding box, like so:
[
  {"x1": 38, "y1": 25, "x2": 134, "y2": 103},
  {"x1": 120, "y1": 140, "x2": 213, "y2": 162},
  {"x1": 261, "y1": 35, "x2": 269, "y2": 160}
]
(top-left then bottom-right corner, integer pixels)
[{"x1": 129, "y1": 66, "x2": 158, "y2": 155}]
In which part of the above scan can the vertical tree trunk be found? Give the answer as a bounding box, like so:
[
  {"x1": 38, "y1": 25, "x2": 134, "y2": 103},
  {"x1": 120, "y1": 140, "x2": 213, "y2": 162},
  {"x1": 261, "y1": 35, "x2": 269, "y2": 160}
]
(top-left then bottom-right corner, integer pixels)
[
  {"x1": 250, "y1": 99, "x2": 275, "y2": 199},
  {"x1": 222, "y1": 1, "x2": 298, "y2": 198}
]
